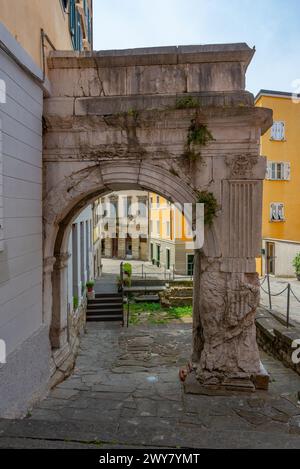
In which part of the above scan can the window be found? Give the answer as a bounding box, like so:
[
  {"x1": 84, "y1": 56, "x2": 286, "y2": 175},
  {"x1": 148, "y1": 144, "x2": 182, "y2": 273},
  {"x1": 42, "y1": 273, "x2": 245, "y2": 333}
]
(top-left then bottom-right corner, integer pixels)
[
  {"x1": 266, "y1": 162, "x2": 290, "y2": 180},
  {"x1": 150, "y1": 220, "x2": 153, "y2": 234},
  {"x1": 156, "y1": 220, "x2": 160, "y2": 235},
  {"x1": 138, "y1": 200, "x2": 147, "y2": 217},
  {"x1": 187, "y1": 254, "x2": 195, "y2": 276},
  {"x1": 166, "y1": 248, "x2": 171, "y2": 269},
  {"x1": 156, "y1": 195, "x2": 160, "y2": 206},
  {"x1": 270, "y1": 203, "x2": 285, "y2": 222},
  {"x1": 270, "y1": 121, "x2": 285, "y2": 141},
  {"x1": 61, "y1": 0, "x2": 68, "y2": 10},
  {"x1": 69, "y1": 0, "x2": 83, "y2": 51},
  {"x1": 166, "y1": 221, "x2": 170, "y2": 237}
]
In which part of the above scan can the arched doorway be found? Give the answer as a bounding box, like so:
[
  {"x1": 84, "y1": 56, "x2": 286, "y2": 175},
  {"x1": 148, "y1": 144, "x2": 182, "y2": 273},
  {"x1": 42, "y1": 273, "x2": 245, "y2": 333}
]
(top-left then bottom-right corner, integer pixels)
[{"x1": 43, "y1": 45, "x2": 272, "y2": 389}]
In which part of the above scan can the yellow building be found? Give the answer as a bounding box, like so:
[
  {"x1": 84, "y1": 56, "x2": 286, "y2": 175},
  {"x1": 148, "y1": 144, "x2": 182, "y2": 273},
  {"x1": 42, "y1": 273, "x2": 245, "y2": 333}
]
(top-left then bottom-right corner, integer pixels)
[
  {"x1": 1, "y1": 0, "x2": 93, "y2": 75},
  {"x1": 149, "y1": 193, "x2": 194, "y2": 275},
  {"x1": 256, "y1": 90, "x2": 300, "y2": 277}
]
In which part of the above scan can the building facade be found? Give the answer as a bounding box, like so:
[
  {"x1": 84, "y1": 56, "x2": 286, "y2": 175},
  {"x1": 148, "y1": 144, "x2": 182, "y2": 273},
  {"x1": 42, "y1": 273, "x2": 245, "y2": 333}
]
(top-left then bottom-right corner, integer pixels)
[
  {"x1": 149, "y1": 193, "x2": 194, "y2": 275},
  {"x1": 256, "y1": 90, "x2": 300, "y2": 277},
  {"x1": 67, "y1": 206, "x2": 94, "y2": 314},
  {"x1": 93, "y1": 191, "x2": 149, "y2": 265},
  {"x1": 0, "y1": 1, "x2": 93, "y2": 417}
]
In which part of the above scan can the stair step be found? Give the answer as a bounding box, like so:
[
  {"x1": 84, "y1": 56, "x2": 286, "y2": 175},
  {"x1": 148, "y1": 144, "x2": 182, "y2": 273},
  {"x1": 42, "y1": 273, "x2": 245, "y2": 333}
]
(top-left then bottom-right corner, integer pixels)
[
  {"x1": 94, "y1": 293, "x2": 122, "y2": 298},
  {"x1": 87, "y1": 310, "x2": 123, "y2": 316},
  {"x1": 86, "y1": 314, "x2": 123, "y2": 322},
  {"x1": 87, "y1": 303, "x2": 123, "y2": 309}
]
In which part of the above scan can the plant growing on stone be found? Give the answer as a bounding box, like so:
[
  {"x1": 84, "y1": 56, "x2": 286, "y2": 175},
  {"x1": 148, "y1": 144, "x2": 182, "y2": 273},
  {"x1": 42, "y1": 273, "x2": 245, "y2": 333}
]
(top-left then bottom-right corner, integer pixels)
[
  {"x1": 197, "y1": 190, "x2": 219, "y2": 226},
  {"x1": 175, "y1": 96, "x2": 200, "y2": 109},
  {"x1": 292, "y1": 253, "x2": 300, "y2": 280},
  {"x1": 187, "y1": 119, "x2": 214, "y2": 146},
  {"x1": 73, "y1": 295, "x2": 79, "y2": 310},
  {"x1": 183, "y1": 117, "x2": 214, "y2": 163}
]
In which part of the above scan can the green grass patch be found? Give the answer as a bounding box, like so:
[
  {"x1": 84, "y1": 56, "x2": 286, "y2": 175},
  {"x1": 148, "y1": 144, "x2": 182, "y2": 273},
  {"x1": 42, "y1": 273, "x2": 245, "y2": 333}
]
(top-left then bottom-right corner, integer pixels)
[{"x1": 126, "y1": 302, "x2": 192, "y2": 325}]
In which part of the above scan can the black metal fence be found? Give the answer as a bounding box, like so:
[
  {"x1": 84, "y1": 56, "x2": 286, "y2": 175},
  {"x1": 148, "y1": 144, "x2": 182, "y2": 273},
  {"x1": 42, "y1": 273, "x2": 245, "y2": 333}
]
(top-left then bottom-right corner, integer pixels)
[
  {"x1": 259, "y1": 274, "x2": 300, "y2": 327},
  {"x1": 129, "y1": 263, "x2": 193, "y2": 281}
]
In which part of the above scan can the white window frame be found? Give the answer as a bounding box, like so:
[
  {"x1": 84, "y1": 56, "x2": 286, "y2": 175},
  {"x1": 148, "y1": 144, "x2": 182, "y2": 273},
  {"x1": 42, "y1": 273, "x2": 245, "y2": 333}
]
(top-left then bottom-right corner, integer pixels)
[
  {"x1": 270, "y1": 121, "x2": 285, "y2": 141},
  {"x1": 266, "y1": 161, "x2": 290, "y2": 180},
  {"x1": 270, "y1": 203, "x2": 285, "y2": 222},
  {"x1": 166, "y1": 221, "x2": 170, "y2": 237},
  {"x1": 0, "y1": 119, "x2": 3, "y2": 252},
  {"x1": 156, "y1": 220, "x2": 160, "y2": 235}
]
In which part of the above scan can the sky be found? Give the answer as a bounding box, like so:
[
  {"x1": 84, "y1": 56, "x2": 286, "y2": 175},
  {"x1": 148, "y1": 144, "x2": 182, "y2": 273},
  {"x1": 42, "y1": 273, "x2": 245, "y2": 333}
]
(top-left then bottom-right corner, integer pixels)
[{"x1": 93, "y1": 0, "x2": 300, "y2": 96}]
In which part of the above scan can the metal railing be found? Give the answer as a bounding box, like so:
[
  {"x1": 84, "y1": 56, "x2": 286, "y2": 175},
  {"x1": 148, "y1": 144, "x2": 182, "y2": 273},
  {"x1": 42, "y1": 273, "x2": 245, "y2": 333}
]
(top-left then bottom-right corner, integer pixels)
[
  {"x1": 128, "y1": 263, "x2": 193, "y2": 281},
  {"x1": 119, "y1": 261, "x2": 125, "y2": 327},
  {"x1": 259, "y1": 274, "x2": 300, "y2": 328}
]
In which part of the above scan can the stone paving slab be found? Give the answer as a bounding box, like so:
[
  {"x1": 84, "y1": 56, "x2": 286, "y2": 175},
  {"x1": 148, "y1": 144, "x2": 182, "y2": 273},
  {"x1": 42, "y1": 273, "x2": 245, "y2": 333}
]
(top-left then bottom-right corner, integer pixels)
[{"x1": 1, "y1": 323, "x2": 300, "y2": 449}]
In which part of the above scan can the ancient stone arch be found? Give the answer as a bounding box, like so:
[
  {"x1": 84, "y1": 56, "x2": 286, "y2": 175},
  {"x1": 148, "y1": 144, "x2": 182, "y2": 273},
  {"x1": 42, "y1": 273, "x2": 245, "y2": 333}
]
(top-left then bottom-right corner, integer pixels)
[{"x1": 43, "y1": 44, "x2": 272, "y2": 388}]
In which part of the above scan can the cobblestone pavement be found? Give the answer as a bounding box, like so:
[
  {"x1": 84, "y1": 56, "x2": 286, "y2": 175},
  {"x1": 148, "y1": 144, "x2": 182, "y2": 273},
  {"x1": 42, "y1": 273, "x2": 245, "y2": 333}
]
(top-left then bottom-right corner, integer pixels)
[
  {"x1": 1, "y1": 323, "x2": 300, "y2": 449},
  {"x1": 260, "y1": 276, "x2": 300, "y2": 325}
]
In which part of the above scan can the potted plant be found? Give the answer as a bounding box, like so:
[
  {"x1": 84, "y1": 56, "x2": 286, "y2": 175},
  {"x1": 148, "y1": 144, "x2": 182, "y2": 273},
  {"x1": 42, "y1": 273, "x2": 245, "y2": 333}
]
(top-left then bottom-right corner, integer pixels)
[
  {"x1": 292, "y1": 253, "x2": 300, "y2": 280},
  {"x1": 86, "y1": 280, "x2": 95, "y2": 299},
  {"x1": 123, "y1": 262, "x2": 132, "y2": 277}
]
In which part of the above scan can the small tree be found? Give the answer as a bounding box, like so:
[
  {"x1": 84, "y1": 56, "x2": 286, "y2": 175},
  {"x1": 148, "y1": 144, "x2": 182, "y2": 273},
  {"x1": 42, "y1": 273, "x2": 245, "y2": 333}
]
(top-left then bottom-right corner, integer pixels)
[
  {"x1": 123, "y1": 262, "x2": 132, "y2": 277},
  {"x1": 292, "y1": 253, "x2": 300, "y2": 279}
]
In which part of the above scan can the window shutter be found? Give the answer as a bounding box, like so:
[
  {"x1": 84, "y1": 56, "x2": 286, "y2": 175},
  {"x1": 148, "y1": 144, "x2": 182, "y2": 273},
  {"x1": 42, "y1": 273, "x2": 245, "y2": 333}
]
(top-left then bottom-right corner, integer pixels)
[
  {"x1": 281, "y1": 121, "x2": 285, "y2": 140},
  {"x1": 283, "y1": 162, "x2": 291, "y2": 180},
  {"x1": 271, "y1": 121, "x2": 285, "y2": 141},
  {"x1": 270, "y1": 203, "x2": 275, "y2": 220},
  {"x1": 278, "y1": 203, "x2": 284, "y2": 220},
  {"x1": 266, "y1": 161, "x2": 272, "y2": 179}
]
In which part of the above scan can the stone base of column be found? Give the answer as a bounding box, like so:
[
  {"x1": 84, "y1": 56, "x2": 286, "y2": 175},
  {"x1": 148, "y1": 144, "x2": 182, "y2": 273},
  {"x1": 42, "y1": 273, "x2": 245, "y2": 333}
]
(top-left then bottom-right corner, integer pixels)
[
  {"x1": 192, "y1": 259, "x2": 262, "y2": 391},
  {"x1": 183, "y1": 371, "x2": 256, "y2": 395},
  {"x1": 49, "y1": 326, "x2": 68, "y2": 350}
]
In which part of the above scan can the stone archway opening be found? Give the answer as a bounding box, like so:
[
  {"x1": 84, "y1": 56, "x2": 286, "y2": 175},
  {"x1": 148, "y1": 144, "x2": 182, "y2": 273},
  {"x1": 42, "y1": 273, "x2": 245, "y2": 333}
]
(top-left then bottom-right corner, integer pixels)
[
  {"x1": 43, "y1": 44, "x2": 273, "y2": 391},
  {"x1": 46, "y1": 168, "x2": 199, "y2": 383}
]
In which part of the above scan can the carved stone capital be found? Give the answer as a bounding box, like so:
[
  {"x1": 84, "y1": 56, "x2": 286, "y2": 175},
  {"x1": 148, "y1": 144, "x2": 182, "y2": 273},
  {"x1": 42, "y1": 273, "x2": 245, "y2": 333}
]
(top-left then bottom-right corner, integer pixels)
[
  {"x1": 226, "y1": 154, "x2": 258, "y2": 179},
  {"x1": 43, "y1": 256, "x2": 56, "y2": 275},
  {"x1": 54, "y1": 252, "x2": 71, "y2": 270}
]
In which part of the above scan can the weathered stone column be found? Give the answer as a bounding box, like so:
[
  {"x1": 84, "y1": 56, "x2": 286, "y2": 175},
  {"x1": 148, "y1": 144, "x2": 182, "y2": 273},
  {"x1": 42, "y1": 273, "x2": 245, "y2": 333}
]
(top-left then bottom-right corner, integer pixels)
[
  {"x1": 193, "y1": 159, "x2": 266, "y2": 389},
  {"x1": 50, "y1": 252, "x2": 71, "y2": 349},
  {"x1": 132, "y1": 237, "x2": 140, "y2": 259},
  {"x1": 43, "y1": 256, "x2": 56, "y2": 327},
  {"x1": 118, "y1": 237, "x2": 126, "y2": 258},
  {"x1": 104, "y1": 237, "x2": 112, "y2": 257}
]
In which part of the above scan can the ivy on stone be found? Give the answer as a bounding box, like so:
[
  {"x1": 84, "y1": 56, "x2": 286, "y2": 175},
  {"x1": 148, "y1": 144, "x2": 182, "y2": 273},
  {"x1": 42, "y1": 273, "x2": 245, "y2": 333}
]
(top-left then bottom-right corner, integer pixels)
[{"x1": 197, "y1": 190, "x2": 218, "y2": 226}]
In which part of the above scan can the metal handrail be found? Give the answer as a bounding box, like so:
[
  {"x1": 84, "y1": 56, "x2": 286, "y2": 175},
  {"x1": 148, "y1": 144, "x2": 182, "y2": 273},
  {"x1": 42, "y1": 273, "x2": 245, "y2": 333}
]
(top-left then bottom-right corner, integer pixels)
[
  {"x1": 259, "y1": 273, "x2": 300, "y2": 328},
  {"x1": 119, "y1": 261, "x2": 124, "y2": 327}
]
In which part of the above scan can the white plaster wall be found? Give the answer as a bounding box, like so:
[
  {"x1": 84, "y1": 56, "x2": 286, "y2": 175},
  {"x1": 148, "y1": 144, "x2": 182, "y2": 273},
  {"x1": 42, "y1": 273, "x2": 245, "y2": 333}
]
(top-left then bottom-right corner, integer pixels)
[
  {"x1": 0, "y1": 23, "x2": 49, "y2": 417},
  {"x1": 262, "y1": 238, "x2": 300, "y2": 277},
  {"x1": 67, "y1": 205, "x2": 94, "y2": 313}
]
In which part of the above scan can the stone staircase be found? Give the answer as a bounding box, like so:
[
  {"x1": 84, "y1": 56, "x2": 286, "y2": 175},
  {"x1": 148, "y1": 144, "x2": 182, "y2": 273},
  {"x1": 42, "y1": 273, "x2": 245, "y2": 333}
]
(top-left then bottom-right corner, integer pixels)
[{"x1": 86, "y1": 293, "x2": 123, "y2": 323}]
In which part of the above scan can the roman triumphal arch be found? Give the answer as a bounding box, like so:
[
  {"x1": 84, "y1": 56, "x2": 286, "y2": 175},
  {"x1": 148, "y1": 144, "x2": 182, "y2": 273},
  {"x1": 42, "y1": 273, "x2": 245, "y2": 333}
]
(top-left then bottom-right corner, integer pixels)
[{"x1": 43, "y1": 44, "x2": 272, "y2": 389}]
